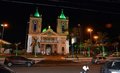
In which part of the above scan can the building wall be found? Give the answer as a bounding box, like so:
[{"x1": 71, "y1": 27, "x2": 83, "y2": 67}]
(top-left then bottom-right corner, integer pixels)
[
  {"x1": 29, "y1": 17, "x2": 42, "y2": 34},
  {"x1": 57, "y1": 18, "x2": 69, "y2": 36},
  {"x1": 27, "y1": 34, "x2": 69, "y2": 55}
]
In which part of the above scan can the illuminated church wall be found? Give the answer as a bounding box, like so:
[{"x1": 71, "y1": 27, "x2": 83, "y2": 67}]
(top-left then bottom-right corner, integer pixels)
[{"x1": 27, "y1": 9, "x2": 69, "y2": 55}]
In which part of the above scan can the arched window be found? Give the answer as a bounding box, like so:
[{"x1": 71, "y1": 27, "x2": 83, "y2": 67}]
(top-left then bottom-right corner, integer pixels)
[
  {"x1": 34, "y1": 24, "x2": 37, "y2": 31},
  {"x1": 32, "y1": 20, "x2": 38, "y2": 32},
  {"x1": 61, "y1": 25, "x2": 65, "y2": 33}
]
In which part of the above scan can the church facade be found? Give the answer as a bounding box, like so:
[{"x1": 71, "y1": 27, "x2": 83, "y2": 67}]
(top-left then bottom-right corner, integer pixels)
[{"x1": 26, "y1": 9, "x2": 69, "y2": 55}]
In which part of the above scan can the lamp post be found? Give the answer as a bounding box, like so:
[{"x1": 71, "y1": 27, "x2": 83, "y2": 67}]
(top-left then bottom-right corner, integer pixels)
[
  {"x1": 1, "y1": 24, "x2": 8, "y2": 39},
  {"x1": 87, "y1": 28, "x2": 93, "y2": 40},
  {"x1": 87, "y1": 28, "x2": 93, "y2": 57},
  {"x1": 0, "y1": 24, "x2": 8, "y2": 51}
]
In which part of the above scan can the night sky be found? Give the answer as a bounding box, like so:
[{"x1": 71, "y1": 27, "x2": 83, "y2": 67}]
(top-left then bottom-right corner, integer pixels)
[{"x1": 0, "y1": 0, "x2": 120, "y2": 47}]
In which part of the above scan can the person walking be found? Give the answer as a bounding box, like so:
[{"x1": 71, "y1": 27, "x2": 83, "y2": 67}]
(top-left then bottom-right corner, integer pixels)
[{"x1": 80, "y1": 64, "x2": 89, "y2": 73}]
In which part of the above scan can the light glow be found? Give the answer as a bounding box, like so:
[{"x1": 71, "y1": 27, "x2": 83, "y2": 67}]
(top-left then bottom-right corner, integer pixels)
[
  {"x1": 87, "y1": 28, "x2": 93, "y2": 32},
  {"x1": 1, "y1": 24, "x2": 8, "y2": 27},
  {"x1": 93, "y1": 35, "x2": 98, "y2": 40}
]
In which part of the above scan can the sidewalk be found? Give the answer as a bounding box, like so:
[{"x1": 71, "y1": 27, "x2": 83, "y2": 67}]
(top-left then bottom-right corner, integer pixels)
[
  {"x1": 65, "y1": 57, "x2": 92, "y2": 62},
  {"x1": 0, "y1": 56, "x2": 92, "y2": 65}
]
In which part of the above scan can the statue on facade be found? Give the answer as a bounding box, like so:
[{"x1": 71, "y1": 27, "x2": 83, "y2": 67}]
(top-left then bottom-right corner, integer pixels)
[{"x1": 30, "y1": 37, "x2": 40, "y2": 56}]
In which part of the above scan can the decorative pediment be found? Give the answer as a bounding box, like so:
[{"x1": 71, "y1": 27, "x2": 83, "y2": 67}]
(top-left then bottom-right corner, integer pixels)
[{"x1": 40, "y1": 27, "x2": 59, "y2": 36}]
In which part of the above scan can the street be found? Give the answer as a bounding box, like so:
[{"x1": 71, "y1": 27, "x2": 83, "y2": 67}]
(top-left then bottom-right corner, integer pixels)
[{"x1": 10, "y1": 63, "x2": 102, "y2": 73}]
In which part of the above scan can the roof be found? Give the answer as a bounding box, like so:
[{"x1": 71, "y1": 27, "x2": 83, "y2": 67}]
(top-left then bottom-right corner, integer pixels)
[
  {"x1": 40, "y1": 26, "x2": 59, "y2": 36},
  {"x1": 34, "y1": 8, "x2": 41, "y2": 17},
  {"x1": 59, "y1": 9, "x2": 66, "y2": 19},
  {"x1": 0, "y1": 39, "x2": 11, "y2": 45}
]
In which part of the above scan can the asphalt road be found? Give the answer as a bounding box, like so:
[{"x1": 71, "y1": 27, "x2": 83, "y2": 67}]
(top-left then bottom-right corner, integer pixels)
[{"x1": 10, "y1": 63, "x2": 102, "y2": 73}]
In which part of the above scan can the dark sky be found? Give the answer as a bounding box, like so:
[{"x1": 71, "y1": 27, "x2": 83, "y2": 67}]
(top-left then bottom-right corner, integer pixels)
[{"x1": 0, "y1": 0, "x2": 120, "y2": 46}]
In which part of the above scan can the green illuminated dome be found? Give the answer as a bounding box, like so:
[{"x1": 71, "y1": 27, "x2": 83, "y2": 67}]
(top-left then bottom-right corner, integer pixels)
[
  {"x1": 42, "y1": 28, "x2": 47, "y2": 32},
  {"x1": 34, "y1": 8, "x2": 41, "y2": 17},
  {"x1": 59, "y1": 9, "x2": 66, "y2": 19}
]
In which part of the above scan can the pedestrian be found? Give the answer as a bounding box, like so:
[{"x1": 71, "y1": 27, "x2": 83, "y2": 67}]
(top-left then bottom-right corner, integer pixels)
[{"x1": 80, "y1": 64, "x2": 89, "y2": 73}]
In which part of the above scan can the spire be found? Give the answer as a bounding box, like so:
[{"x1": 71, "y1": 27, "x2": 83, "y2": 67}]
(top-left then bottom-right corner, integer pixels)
[
  {"x1": 34, "y1": 8, "x2": 41, "y2": 17},
  {"x1": 59, "y1": 9, "x2": 66, "y2": 19}
]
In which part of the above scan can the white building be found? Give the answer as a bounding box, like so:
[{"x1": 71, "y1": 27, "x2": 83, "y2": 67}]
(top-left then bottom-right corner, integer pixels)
[{"x1": 27, "y1": 8, "x2": 69, "y2": 55}]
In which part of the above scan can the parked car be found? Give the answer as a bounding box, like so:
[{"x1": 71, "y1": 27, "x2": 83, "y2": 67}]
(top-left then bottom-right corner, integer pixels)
[
  {"x1": 0, "y1": 63, "x2": 15, "y2": 73},
  {"x1": 91, "y1": 56, "x2": 107, "y2": 64},
  {"x1": 100, "y1": 59, "x2": 120, "y2": 73},
  {"x1": 109, "y1": 52, "x2": 120, "y2": 57},
  {"x1": 4, "y1": 56, "x2": 35, "y2": 67}
]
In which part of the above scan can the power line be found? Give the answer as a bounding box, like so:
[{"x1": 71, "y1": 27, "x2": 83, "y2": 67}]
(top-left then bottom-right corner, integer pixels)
[{"x1": 2, "y1": 0, "x2": 120, "y2": 14}]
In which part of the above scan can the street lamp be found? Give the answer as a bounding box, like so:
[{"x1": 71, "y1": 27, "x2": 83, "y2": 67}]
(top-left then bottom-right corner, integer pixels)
[
  {"x1": 93, "y1": 35, "x2": 98, "y2": 43},
  {"x1": 87, "y1": 28, "x2": 93, "y2": 57},
  {"x1": 0, "y1": 24, "x2": 8, "y2": 52},
  {"x1": 87, "y1": 28, "x2": 93, "y2": 40},
  {"x1": 1, "y1": 24, "x2": 8, "y2": 39}
]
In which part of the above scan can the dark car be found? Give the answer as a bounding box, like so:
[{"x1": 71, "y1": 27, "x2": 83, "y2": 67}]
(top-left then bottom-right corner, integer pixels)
[
  {"x1": 4, "y1": 56, "x2": 35, "y2": 67},
  {"x1": 0, "y1": 63, "x2": 15, "y2": 73},
  {"x1": 100, "y1": 59, "x2": 120, "y2": 73}
]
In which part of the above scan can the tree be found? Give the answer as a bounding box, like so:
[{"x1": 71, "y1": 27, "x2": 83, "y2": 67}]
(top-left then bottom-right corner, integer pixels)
[
  {"x1": 97, "y1": 32, "x2": 108, "y2": 44},
  {"x1": 112, "y1": 42, "x2": 119, "y2": 56},
  {"x1": 96, "y1": 32, "x2": 108, "y2": 57},
  {"x1": 71, "y1": 26, "x2": 82, "y2": 55},
  {"x1": 83, "y1": 39, "x2": 92, "y2": 57}
]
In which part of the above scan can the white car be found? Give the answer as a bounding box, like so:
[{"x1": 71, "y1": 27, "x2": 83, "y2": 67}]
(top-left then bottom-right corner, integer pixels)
[
  {"x1": 100, "y1": 59, "x2": 120, "y2": 73},
  {"x1": 91, "y1": 56, "x2": 107, "y2": 64}
]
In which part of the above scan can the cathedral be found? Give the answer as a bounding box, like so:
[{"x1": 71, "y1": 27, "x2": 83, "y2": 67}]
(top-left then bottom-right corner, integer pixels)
[{"x1": 26, "y1": 8, "x2": 69, "y2": 55}]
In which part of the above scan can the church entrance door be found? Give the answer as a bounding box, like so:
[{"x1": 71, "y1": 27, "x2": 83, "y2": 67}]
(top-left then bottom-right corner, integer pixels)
[{"x1": 46, "y1": 44, "x2": 52, "y2": 55}]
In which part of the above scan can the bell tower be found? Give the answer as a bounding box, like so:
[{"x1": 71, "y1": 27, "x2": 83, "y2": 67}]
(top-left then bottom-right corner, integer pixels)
[
  {"x1": 28, "y1": 8, "x2": 42, "y2": 34},
  {"x1": 27, "y1": 8, "x2": 42, "y2": 53},
  {"x1": 57, "y1": 9, "x2": 69, "y2": 36}
]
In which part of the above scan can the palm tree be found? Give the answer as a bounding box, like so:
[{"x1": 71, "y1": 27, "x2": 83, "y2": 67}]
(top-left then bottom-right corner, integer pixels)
[
  {"x1": 78, "y1": 42, "x2": 84, "y2": 55},
  {"x1": 71, "y1": 26, "x2": 82, "y2": 56},
  {"x1": 96, "y1": 32, "x2": 108, "y2": 57},
  {"x1": 96, "y1": 32, "x2": 108, "y2": 43},
  {"x1": 83, "y1": 39, "x2": 92, "y2": 57},
  {"x1": 112, "y1": 42, "x2": 119, "y2": 56},
  {"x1": 112, "y1": 35, "x2": 120, "y2": 56}
]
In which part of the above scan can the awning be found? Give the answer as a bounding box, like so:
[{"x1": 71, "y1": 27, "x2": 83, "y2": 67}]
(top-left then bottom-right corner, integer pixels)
[{"x1": 0, "y1": 39, "x2": 11, "y2": 45}]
